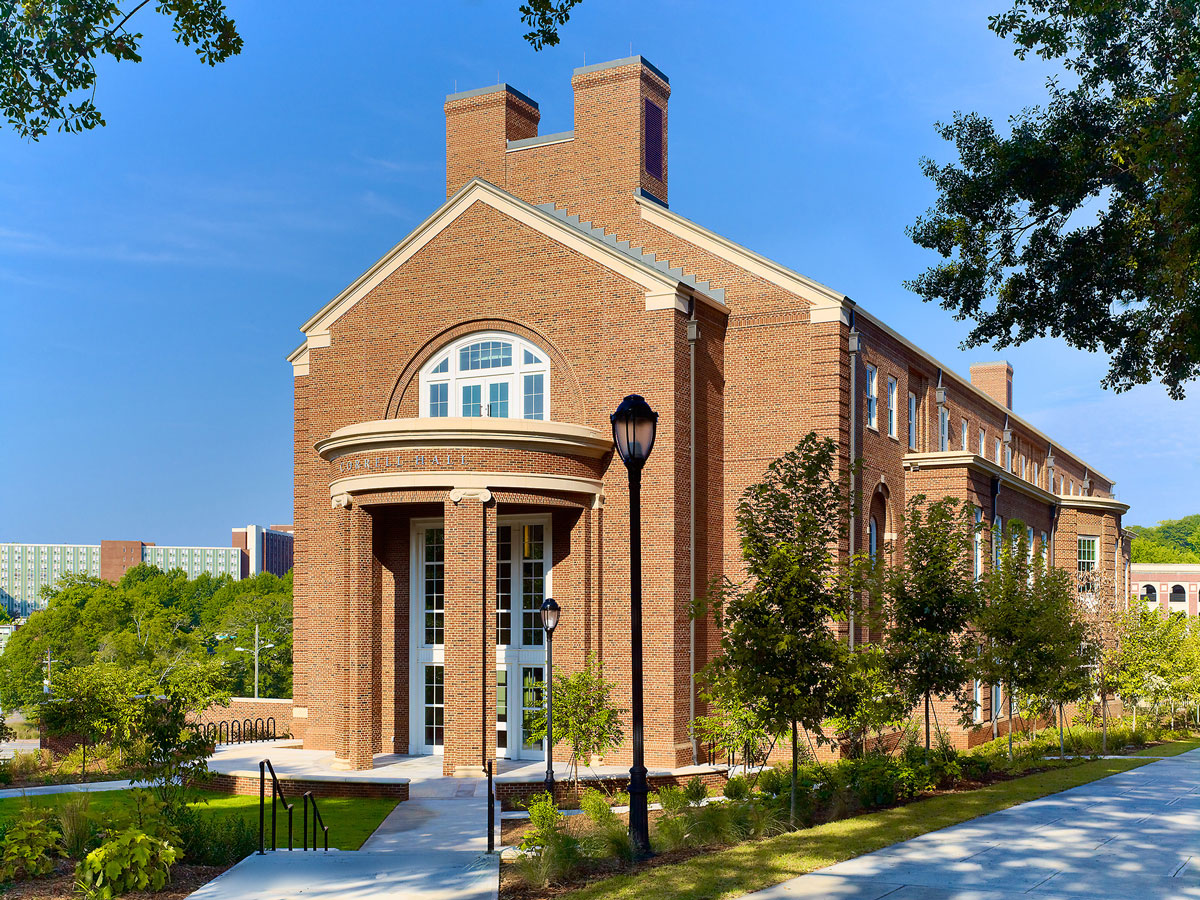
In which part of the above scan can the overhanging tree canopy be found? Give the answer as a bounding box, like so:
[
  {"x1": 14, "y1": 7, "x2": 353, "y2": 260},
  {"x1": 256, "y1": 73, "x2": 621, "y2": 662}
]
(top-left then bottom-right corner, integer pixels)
[{"x1": 908, "y1": 0, "x2": 1200, "y2": 398}]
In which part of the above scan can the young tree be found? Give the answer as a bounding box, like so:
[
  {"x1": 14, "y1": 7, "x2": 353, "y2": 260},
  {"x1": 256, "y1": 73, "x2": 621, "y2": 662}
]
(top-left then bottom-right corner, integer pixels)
[
  {"x1": 1074, "y1": 567, "x2": 1126, "y2": 753},
  {"x1": 825, "y1": 645, "x2": 910, "y2": 758},
  {"x1": 525, "y1": 652, "x2": 624, "y2": 790},
  {"x1": 692, "y1": 670, "x2": 783, "y2": 776},
  {"x1": 706, "y1": 433, "x2": 851, "y2": 825},
  {"x1": 1028, "y1": 564, "x2": 1094, "y2": 758},
  {"x1": 1116, "y1": 604, "x2": 1178, "y2": 730},
  {"x1": 974, "y1": 522, "x2": 1072, "y2": 759},
  {"x1": 40, "y1": 663, "x2": 144, "y2": 782},
  {"x1": 879, "y1": 496, "x2": 978, "y2": 755},
  {"x1": 908, "y1": 0, "x2": 1200, "y2": 397}
]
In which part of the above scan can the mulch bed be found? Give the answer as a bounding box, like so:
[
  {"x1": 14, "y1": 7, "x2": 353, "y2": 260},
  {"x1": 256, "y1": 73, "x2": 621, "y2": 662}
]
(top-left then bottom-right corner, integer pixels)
[{"x1": 0, "y1": 861, "x2": 230, "y2": 899}]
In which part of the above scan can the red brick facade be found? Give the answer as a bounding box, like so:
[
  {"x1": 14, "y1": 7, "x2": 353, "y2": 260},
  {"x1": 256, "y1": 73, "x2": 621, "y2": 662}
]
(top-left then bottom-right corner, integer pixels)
[{"x1": 288, "y1": 56, "x2": 1131, "y2": 775}]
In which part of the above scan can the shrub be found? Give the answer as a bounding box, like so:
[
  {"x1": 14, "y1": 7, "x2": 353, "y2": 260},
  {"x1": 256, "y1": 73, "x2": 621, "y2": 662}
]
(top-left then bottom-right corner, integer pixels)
[
  {"x1": 0, "y1": 764, "x2": 11, "y2": 786},
  {"x1": 75, "y1": 827, "x2": 179, "y2": 899},
  {"x1": 723, "y1": 774, "x2": 750, "y2": 801},
  {"x1": 519, "y1": 792, "x2": 566, "y2": 854},
  {"x1": 170, "y1": 806, "x2": 256, "y2": 866},
  {"x1": 651, "y1": 811, "x2": 692, "y2": 852},
  {"x1": 683, "y1": 776, "x2": 708, "y2": 806},
  {"x1": 655, "y1": 784, "x2": 688, "y2": 815},
  {"x1": 579, "y1": 788, "x2": 616, "y2": 826},
  {"x1": 5, "y1": 751, "x2": 41, "y2": 783},
  {"x1": 0, "y1": 807, "x2": 63, "y2": 881},
  {"x1": 756, "y1": 766, "x2": 786, "y2": 797}
]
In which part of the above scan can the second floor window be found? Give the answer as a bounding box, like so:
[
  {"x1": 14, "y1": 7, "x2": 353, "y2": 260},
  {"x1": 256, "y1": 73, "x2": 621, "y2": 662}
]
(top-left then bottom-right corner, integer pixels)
[
  {"x1": 1078, "y1": 536, "x2": 1098, "y2": 575},
  {"x1": 866, "y1": 364, "x2": 878, "y2": 429},
  {"x1": 887, "y1": 377, "x2": 897, "y2": 438},
  {"x1": 908, "y1": 392, "x2": 917, "y2": 449},
  {"x1": 420, "y1": 333, "x2": 550, "y2": 420},
  {"x1": 938, "y1": 407, "x2": 949, "y2": 451}
]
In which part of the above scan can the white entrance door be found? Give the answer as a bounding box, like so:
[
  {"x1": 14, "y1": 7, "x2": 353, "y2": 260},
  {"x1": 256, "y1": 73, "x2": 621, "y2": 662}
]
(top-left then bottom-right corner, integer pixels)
[
  {"x1": 410, "y1": 522, "x2": 445, "y2": 755},
  {"x1": 496, "y1": 518, "x2": 550, "y2": 760},
  {"x1": 409, "y1": 516, "x2": 551, "y2": 759}
]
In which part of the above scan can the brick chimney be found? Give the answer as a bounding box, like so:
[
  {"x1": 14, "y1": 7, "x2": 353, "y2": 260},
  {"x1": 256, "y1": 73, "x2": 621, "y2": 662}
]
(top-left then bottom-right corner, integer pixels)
[
  {"x1": 970, "y1": 361, "x2": 1013, "y2": 409},
  {"x1": 444, "y1": 84, "x2": 540, "y2": 197},
  {"x1": 443, "y1": 57, "x2": 669, "y2": 232}
]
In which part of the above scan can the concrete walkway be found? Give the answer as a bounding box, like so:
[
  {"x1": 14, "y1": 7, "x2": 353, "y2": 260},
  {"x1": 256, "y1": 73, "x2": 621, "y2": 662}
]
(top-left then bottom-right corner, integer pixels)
[
  {"x1": 746, "y1": 749, "x2": 1200, "y2": 899},
  {"x1": 188, "y1": 752, "x2": 498, "y2": 900}
]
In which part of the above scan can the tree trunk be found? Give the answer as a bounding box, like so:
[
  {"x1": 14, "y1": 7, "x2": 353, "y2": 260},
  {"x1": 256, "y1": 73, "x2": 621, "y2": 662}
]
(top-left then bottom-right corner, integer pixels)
[
  {"x1": 1102, "y1": 693, "x2": 1108, "y2": 755},
  {"x1": 1058, "y1": 703, "x2": 1065, "y2": 759},
  {"x1": 924, "y1": 693, "x2": 931, "y2": 759},
  {"x1": 789, "y1": 720, "x2": 798, "y2": 828},
  {"x1": 1007, "y1": 688, "x2": 1013, "y2": 761}
]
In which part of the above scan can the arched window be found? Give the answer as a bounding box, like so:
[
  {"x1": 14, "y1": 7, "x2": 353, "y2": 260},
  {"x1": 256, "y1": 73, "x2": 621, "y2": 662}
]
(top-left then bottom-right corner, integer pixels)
[
  {"x1": 1141, "y1": 584, "x2": 1157, "y2": 606},
  {"x1": 868, "y1": 517, "x2": 879, "y2": 560},
  {"x1": 420, "y1": 332, "x2": 550, "y2": 420},
  {"x1": 1170, "y1": 584, "x2": 1187, "y2": 612}
]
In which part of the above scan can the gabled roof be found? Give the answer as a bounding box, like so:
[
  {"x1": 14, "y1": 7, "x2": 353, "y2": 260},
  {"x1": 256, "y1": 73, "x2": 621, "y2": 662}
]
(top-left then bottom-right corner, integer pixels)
[{"x1": 296, "y1": 178, "x2": 723, "y2": 348}]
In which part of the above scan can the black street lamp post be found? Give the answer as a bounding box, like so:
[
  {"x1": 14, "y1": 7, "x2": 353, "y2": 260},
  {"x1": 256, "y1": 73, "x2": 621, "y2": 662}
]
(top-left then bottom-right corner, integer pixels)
[
  {"x1": 540, "y1": 597, "x2": 561, "y2": 796},
  {"x1": 610, "y1": 393, "x2": 658, "y2": 858}
]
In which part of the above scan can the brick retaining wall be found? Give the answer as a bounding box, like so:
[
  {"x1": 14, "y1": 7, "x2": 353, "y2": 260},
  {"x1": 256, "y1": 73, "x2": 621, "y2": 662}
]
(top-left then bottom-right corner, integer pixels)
[{"x1": 201, "y1": 772, "x2": 409, "y2": 801}]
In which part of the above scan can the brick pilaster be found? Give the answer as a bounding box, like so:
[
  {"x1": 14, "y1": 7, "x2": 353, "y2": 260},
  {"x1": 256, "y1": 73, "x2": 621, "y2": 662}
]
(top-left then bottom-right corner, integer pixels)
[
  {"x1": 338, "y1": 504, "x2": 379, "y2": 769},
  {"x1": 442, "y1": 494, "x2": 497, "y2": 775}
]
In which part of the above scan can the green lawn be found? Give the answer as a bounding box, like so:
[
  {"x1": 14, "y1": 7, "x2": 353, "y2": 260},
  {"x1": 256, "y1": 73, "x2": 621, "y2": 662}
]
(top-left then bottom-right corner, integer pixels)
[
  {"x1": 0, "y1": 789, "x2": 398, "y2": 851},
  {"x1": 564, "y1": 757, "x2": 1151, "y2": 900},
  {"x1": 1131, "y1": 737, "x2": 1200, "y2": 757}
]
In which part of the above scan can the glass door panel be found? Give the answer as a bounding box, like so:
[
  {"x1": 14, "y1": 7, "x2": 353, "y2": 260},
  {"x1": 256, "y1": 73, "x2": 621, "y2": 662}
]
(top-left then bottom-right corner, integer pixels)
[
  {"x1": 423, "y1": 664, "x2": 444, "y2": 750},
  {"x1": 521, "y1": 665, "x2": 545, "y2": 758},
  {"x1": 497, "y1": 670, "x2": 509, "y2": 755}
]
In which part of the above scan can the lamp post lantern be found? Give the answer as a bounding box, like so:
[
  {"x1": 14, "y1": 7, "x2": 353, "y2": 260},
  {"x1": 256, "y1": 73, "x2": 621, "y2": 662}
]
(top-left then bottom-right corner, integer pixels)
[
  {"x1": 540, "y1": 597, "x2": 561, "y2": 796},
  {"x1": 610, "y1": 393, "x2": 658, "y2": 858}
]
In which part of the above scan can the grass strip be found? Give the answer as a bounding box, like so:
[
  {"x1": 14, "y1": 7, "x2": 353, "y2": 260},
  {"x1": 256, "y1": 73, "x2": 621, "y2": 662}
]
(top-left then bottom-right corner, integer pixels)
[
  {"x1": 1130, "y1": 738, "x2": 1200, "y2": 757},
  {"x1": 0, "y1": 788, "x2": 399, "y2": 851},
  {"x1": 564, "y1": 757, "x2": 1151, "y2": 900}
]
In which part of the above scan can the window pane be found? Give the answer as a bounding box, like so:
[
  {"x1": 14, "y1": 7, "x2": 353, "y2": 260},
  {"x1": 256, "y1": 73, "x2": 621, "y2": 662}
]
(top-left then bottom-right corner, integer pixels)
[
  {"x1": 488, "y1": 381, "x2": 509, "y2": 418},
  {"x1": 523, "y1": 374, "x2": 544, "y2": 420},
  {"x1": 460, "y1": 341, "x2": 512, "y2": 371},
  {"x1": 497, "y1": 526, "x2": 512, "y2": 646},
  {"x1": 431, "y1": 357, "x2": 449, "y2": 374},
  {"x1": 423, "y1": 529, "x2": 444, "y2": 646},
  {"x1": 523, "y1": 349, "x2": 542, "y2": 365},
  {"x1": 522, "y1": 524, "x2": 545, "y2": 646},
  {"x1": 429, "y1": 382, "x2": 448, "y2": 417},
  {"x1": 424, "y1": 665, "x2": 444, "y2": 747},
  {"x1": 462, "y1": 384, "x2": 482, "y2": 417}
]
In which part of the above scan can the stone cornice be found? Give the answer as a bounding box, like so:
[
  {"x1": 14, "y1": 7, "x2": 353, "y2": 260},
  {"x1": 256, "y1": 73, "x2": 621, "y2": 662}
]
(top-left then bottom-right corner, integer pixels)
[
  {"x1": 903, "y1": 451, "x2": 1059, "y2": 507},
  {"x1": 315, "y1": 417, "x2": 613, "y2": 461}
]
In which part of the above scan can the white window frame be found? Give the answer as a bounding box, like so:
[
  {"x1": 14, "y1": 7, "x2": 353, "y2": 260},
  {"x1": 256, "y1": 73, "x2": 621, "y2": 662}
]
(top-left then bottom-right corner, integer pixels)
[
  {"x1": 865, "y1": 364, "x2": 878, "y2": 430},
  {"x1": 961, "y1": 418, "x2": 969, "y2": 451},
  {"x1": 886, "y1": 377, "x2": 897, "y2": 438},
  {"x1": 1078, "y1": 535, "x2": 1098, "y2": 576},
  {"x1": 938, "y1": 407, "x2": 949, "y2": 451},
  {"x1": 908, "y1": 392, "x2": 918, "y2": 450},
  {"x1": 973, "y1": 506, "x2": 983, "y2": 581},
  {"x1": 978, "y1": 429, "x2": 986, "y2": 457},
  {"x1": 419, "y1": 331, "x2": 550, "y2": 420}
]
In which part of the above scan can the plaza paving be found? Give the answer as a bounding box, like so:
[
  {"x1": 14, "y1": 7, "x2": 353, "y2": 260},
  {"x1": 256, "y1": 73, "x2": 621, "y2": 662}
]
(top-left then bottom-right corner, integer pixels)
[{"x1": 745, "y1": 748, "x2": 1200, "y2": 900}]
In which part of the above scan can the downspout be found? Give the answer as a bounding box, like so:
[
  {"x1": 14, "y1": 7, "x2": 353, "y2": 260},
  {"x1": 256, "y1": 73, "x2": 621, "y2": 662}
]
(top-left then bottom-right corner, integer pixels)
[
  {"x1": 687, "y1": 304, "x2": 699, "y2": 766},
  {"x1": 991, "y1": 474, "x2": 1001, "y2": 741},
  {"x1": 847, "y1": 313, "x2": 860, "y2": 650}
]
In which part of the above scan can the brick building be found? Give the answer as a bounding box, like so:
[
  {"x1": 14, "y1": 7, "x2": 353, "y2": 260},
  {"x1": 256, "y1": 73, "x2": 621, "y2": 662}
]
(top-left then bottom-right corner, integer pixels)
[
  {"x1": 1134, "y1": 563, "x2": 1200, "y2": 616},
  {"x1": 288, "y1": 56, "x2": 1131, "y2": 775}
]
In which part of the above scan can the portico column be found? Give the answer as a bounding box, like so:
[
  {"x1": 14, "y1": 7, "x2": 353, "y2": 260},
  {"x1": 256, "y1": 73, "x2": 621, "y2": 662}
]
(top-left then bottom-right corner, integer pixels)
[
  {"x1": 336, "y1": 500, "x2": 379, "y2": 770},
  {"x1": 442, "y1": 490, "x2": 497, "y2": 776}
]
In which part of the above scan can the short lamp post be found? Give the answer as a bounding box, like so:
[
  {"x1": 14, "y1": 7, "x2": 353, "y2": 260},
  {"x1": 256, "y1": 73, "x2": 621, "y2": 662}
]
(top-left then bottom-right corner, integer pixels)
[
  {"x1": 234, "y1": 623, "x2": 275, "y2": 700},
  {"x1": 540, "y1": 597, "x2": 561, "y2": 796},
  {"x1": 610, "y1": 393, "x2": 658, "y2": 858}
]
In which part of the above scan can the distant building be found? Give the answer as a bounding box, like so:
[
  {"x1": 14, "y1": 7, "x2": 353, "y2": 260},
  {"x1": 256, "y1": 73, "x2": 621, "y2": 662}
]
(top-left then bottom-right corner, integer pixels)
[
  {"x1": 0, "y1": 524, "x2": 293, "y2": 616},
  {"x1": 0, "y1": 623, "x2": 18, "y2": 656},
  {"x1": 1133, "y1": 563, "x2": 1200, "y2": 616},
  {"x1": 231, "y1": 524, "x2": 294, "y2": 579}
]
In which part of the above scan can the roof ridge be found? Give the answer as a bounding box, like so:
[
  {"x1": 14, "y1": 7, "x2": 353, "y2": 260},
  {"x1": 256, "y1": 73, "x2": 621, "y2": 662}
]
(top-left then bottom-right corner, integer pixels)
[{"x1": 535, "y1": 202, "x2": 725, "y2": 304}]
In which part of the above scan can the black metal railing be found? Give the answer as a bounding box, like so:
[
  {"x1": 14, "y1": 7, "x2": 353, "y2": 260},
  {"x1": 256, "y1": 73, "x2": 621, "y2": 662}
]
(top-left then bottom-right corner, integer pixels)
[
  {"x1": 258, "y1": 759, "x2": 294, "y2": 853},
  {"x1": 205, "y1": 717, "x2": 276, "y2": 745},
  {"x1": 486, "y1": 759, "x2": 495, "y2": 854},
  {"x1": 303, "y1": 791, "x2": 329, "y2": 851}
]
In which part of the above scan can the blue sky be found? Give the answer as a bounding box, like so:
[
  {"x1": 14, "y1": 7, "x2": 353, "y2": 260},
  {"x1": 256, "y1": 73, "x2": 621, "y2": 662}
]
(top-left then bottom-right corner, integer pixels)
[{"x1": 1, "y1": 0, "x2": 1195, "y2": 545}]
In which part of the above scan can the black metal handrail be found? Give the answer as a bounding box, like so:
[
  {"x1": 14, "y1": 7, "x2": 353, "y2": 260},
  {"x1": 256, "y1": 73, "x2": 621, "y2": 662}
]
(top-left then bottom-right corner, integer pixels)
[
  {"x1": 303, "y1": 791, "x2": 329, "y2": 851},
  {"x1": 486, "y1": 759, "x2": 495, "y2": 854},
  {"x1": 258, "y1": 759, "x2": 294, "y2": 853}
]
